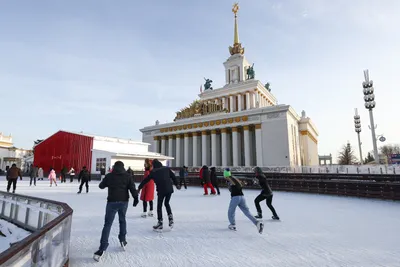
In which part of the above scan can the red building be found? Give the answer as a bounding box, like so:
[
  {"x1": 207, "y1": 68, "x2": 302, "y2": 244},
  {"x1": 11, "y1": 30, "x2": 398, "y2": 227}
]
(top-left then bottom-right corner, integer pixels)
[{"x1": 34, "y1": 131, "x2": 93, "y2": 174}]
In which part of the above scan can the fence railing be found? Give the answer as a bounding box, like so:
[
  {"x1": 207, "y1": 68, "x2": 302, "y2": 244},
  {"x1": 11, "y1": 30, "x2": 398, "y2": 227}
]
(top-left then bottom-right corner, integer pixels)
[{"x1": 0, "y1": 191, "x2": 73, "y2": 267}]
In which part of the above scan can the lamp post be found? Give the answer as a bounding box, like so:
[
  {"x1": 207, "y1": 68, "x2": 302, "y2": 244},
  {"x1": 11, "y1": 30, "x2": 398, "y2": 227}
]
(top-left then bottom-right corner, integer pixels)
[
  {"x1": 354, "y1": 108, "x2": 363, "y2": 164},
  {"x1": 362, "y1": 70, "x2": 379, "y2": 162}
]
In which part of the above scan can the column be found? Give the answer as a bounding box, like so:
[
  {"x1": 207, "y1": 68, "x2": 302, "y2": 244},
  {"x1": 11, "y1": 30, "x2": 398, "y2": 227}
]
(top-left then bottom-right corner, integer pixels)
[
  {"x1": 168, "y1": 135, "x2": 174, "y2": 166},
  {"x1": 153, "y1": 136, "x2": 160, "y2": 153},
  {"x1": 246, "y1": 92, "x2": 251, "y2": 110},
  {"x1": 255, "y1": 124, "x2": 263, "y2": 166},
  {"x1": 252, "y1": 92, "x2": 257, "y2": 108},
  {"x1": 222, "y1": 97, "x2": 226, "y2": 110},
  {"x1": 201, "y1": 131, "x2": 208, "y2": 166},
  {"x1": 221, "y1": 128, "x2": 228, "y2": 166},
  {"x1": 211, "y1": 129, "x2": 217, "y2": 166},
  {"x1": 229, "y1": 95, "x2": 234, "y2": 112},
  {"x1": 243, "y1": 126, "x2": 251, "y2": 166},
  {"x1": 184, "y1": 133, "x2": 190, "y2": 167},
  {"x1": 232, "y1": 127, "x2": 239, "y2": 166},
  {"x1": 161, "y1": 136, "x2": 167, "y2": 155},
  {"x1": 193, "y1": 132, "x2": 199, "y2": 166},
  {"x1": 175, "y1": 134, "x2": 182, "y2": 167},
  {"x1": 237, "y1": 94, "x2": 242, "y2": 111}
]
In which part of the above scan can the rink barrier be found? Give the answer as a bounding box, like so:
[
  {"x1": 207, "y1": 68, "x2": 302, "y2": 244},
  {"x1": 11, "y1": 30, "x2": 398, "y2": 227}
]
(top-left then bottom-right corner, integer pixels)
[
  {"x1": 133, "y1": 171, "x2": 400, "y2": 201},
  {"x1": 0, "y1": 191, "x2": 73, "y2": 267}
]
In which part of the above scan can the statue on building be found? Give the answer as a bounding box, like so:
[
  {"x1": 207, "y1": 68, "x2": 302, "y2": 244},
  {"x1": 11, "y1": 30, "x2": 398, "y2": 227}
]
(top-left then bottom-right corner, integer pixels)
[
  {"x1": 265, "y1": 82, "x2": 271, "y2": 92},
  {"x1": 246, "y1": 64, "x2": 255, "y2": 79},
  {"x1": 204, "y1": 78, "x2": 213, "y2": 90}
]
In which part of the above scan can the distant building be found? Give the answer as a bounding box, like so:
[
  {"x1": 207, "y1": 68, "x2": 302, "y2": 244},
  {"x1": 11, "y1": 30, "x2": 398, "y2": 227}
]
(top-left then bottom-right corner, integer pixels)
[
  {"x1": 0, "y1": 132, "x2": 32, "y2": 171},
  {"x1": 33, "y1": 130, "x2": 172, "y2": 175}
]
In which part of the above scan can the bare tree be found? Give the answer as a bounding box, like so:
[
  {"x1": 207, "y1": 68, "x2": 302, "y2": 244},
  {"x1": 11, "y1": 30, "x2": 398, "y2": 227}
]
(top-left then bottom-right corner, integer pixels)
[
  {"x1": 338, "y1": 142, "x2": 358, "y2": 165},
  {"x1": 380, "y1": 144, "x2": 400, "y2": 162}
]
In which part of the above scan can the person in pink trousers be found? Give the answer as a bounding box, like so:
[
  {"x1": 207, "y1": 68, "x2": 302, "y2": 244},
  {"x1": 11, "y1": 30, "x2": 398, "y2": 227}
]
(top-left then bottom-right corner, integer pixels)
[{"x1": 48, "y1": 168, "x2": 58, "y2": 187}]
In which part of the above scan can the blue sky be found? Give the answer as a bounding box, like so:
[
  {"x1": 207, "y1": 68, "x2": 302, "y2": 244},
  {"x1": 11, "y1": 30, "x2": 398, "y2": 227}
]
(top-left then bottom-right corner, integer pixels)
[{"x1": 1, "y1": 0, "x2": 399, "y2": 162}]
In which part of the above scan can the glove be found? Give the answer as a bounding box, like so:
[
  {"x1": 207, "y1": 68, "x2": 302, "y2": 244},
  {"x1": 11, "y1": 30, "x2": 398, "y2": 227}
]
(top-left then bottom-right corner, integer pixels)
[{"x1": 133, "y1": 198, "x2": 139, "y2": 207}]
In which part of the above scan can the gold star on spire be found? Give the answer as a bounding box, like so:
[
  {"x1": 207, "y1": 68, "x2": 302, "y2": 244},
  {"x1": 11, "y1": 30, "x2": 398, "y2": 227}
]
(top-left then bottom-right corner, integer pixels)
[{"x1": 229, "y1": 3, "x2": 245, "y2": 55}]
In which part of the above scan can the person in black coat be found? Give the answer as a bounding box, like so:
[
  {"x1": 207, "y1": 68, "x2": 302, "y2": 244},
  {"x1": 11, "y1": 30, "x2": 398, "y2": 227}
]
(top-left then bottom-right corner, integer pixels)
[
  {"x1": 210, "y1": 167, "x2": 220, "y2": 195},
  {"x1": 200, "y1": 166, "x2": 216, "y2": 195},
  {"x1": 77, "y1": 166, "x2": 91, "y2": 194},
  {"x1": 127, "y1": 167, "x2": 134, "y2": 177},
  {"x1": 253, "y1": 167, "x2": 279, "y2": 220},
  {"x1": 138, "y1": 159, "x2": 180, "y2": 230},
  {"x1": 178, "y1": 166, "x2": 188, "y2": 189},
  {"x1": 94, "y1": 161, "x2": 139, "y2": 260}
]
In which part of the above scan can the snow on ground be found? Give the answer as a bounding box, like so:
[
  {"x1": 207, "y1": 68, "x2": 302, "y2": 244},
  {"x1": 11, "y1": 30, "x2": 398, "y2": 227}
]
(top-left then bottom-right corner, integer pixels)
[
  {"x1": 0, "y1": 219, "x2": 30, "y2": 253},
  {"x1": 0, "y1": 177, "x2": 399, "y2": 267}
]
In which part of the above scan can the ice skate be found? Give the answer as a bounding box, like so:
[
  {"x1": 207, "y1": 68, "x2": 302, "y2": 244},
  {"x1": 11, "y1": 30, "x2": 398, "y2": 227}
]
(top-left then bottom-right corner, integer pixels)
[
  {"x1": 77, "y1": 191, "x2": 81, "y2": 194},
  {"x1": 12, "y1": 190, "x2": 15, "y2": 194},
  {"x1": 228, "y1": 224, "x2": 236, "y2": 231},
  {"x1": 153, "y1": 220, "x2": 163, "y2": 231},
  {"x1": 257, "y1": 221, "x2": 264, "y2": 234},
  {"x1": 120, "y1": 241, "x2": 127, "y2": 251},
  {"x1": 255, "y1": 213, "x2": 263, "y2": 219},
  {"x1": 168, "y1": 214, "x2": 174, "y2": 229},
  {"x1": 141, "y1": 212, "x2": 147, "y2": 218},
  {"x1": 272, "y1": 216, "x2": 280, "y2": 220},
  {"x1": 93, "y1": 250, "x2": 104, "y2": 262},
  {"x1": 148, "y1": 211, "x2": 153, "y2": 217}
]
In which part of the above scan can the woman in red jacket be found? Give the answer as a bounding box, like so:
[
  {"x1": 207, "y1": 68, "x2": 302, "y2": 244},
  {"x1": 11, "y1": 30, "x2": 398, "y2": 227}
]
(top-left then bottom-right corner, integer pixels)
[{"x1": 140, "y1": 159, "x2": 155, "y2": 218}]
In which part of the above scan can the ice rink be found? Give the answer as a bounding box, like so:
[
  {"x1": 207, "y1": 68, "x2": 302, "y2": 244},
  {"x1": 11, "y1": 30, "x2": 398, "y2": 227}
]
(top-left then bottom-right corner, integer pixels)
[{"x1": 1, "y1": 179, "x2": 399, "y2": 267}]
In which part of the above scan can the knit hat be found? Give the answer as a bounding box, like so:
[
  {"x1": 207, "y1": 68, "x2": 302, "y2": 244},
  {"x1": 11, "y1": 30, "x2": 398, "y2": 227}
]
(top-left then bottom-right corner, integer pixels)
[{"x1": 223, "y1": 168, "x2": 231, "y2": 178}]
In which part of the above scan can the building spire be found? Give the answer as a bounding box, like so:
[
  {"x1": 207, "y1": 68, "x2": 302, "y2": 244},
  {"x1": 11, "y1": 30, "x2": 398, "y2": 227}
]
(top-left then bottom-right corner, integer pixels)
[{"x1": 229, "y1": 3, "x2": 245, "y2": 56}]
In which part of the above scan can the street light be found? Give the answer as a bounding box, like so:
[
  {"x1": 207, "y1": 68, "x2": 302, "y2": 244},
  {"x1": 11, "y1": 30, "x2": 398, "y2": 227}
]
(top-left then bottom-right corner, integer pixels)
[
  {"x1": 354, "y1": 108, "x2": 363, "y2": 164},
  {"x1": 362, "y1": 69, "x2": 379, "y2": 162}
]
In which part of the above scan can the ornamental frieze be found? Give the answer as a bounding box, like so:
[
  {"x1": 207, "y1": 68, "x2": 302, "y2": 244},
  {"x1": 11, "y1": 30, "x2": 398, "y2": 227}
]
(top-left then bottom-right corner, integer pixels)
[{"x1": 174, "y1": 100, "x2": 228, "y2": 121}]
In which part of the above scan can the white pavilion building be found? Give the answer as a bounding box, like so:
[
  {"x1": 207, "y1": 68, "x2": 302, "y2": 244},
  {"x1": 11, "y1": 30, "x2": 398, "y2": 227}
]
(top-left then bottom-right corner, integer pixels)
[{"x1": 140, "y1": 4, "x2": 318, "y2": 168}]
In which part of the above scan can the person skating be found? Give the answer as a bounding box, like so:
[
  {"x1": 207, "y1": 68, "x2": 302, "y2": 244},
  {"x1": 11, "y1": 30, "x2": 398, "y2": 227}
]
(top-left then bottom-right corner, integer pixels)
[
  {"x1": 77, "y1": 166, "x2": 91, "y2": 194},
  {"x1": 29, "y1": 164, "x2": 38, "y2": 186},
  {"x1": 223, "y1": 168, "x2": 263, "y2": 234},
  {"x1": 179, "y1": 166, "x2": 188, "y2": 190},
  {"x1": 38, "y1": 167, "x2": 44, "y2": 181},
  {"x1": 93, "y1": 161, "x2": 139, "y2": 262},
  {"x1": 253, "y1": 167, "x2": 280, "y2": 220},
  {"x1": 210, "y1": 167, "x2": 220, "y2": 195},
  {"x1": 140, "y1": 159, "x2": 154, "y2": 218},
  {"x1": 138, "y1": 159, "x2": 180, "y2": 231},
  {"x1": 199, "y1": 165, "x2": 216, "y2": 195},
  {"x1": 68, "y1": 167, "x2": 75, "y2": 182},
  {"x1": 127, "y1": 167, "x2": 134, "y2": 177},
  {"x1": 6, "y1": 164, "x2": 22, "y2": 193},
  {"x1": 60, "y1": 166, "x2": 68, "y2": 183},
  {"x1": 48, "y1": 168, "x2": 58, "y2": 187},
  {"x1": 100, "y1": 165, "x2": 106, "y2": 180}
]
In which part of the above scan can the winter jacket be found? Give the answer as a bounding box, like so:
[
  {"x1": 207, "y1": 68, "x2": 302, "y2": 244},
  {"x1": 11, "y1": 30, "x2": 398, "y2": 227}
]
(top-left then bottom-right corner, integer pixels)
[
  {"x1": 7, "y1": 166, "x2": 22, "y2": 180},
  {"x1": 48, "y1": 170, "x2": 57, "y2": 180},
  {"x1": 100, "y1": 167, "x2": 106, "y2": 175},
  {"x1": 61, "y1": 167, "x2": 68, "y2": 175},
  {"x1": 210, "y1": 167, "x2": 218, "y2": 185},
  {"x1": 139, "y1": 161, "x2": 178, "y2": 196},
  {"x1": 29, "y1": 166, "x2": 38, "y2": 178},
  {"x1": 140, "y1": 170, "x2": 155, "y2": 202},
  {"x1": 99, "y1": 164, "x2": 138, "y2": 202},
  {"x1": 256, "y1": 173, "x2": 273, "y2": 196},
  {"x1": 79, "y1": 169, "x2": 91, "y2": 181},
  {"x1": 38, "y1": 168, "x2": 44, "y2": 178},
  {"x1": 226, "y1": 176, "x2": 244, "y2": 197},
  {"x1": 127, "y1": 168, "x2": 134, "y2": 177},
  {"x1": 200, "y1": 166, "x2": 210, "y2": 183},
  {"x1": 179, "y1": 168, "x2": 185, "y2": 178},
  {"x1": 68, "y1": 168, "x2": 75, "y2": 176}
]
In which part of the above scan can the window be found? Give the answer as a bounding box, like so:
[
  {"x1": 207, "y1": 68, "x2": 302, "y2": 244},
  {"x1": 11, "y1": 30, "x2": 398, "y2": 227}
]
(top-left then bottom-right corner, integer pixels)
[{"x1": 96, "y1": 158, "x2": 106, "y2": 171}]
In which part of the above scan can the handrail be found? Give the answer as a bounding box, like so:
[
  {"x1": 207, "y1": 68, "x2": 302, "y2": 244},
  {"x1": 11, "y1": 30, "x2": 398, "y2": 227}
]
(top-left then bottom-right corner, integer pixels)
[{"x1": 0, "y1": 191, "x2": 73, "y2": 266}]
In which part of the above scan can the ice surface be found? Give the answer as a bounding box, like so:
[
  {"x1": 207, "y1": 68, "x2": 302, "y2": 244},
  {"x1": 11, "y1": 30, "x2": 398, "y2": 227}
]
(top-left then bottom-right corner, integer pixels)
[
  {"x1": 0, "y1": 177, "x2": 399, "y2": 267},
  {"x1": 0, "y1": 219, "x2": 30, "y2": 253}
]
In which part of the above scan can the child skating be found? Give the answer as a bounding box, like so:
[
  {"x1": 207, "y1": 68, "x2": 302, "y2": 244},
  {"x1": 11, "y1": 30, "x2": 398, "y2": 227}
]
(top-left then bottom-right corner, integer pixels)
[
  {"x1": 253, "y1": 167, "x2": 280, "y2": 220},
  {"x1": 223, "y1": 168, "x2": 263, "y2": 233},
  {"x1": 48, "y1": 168, "x2": 58, "y2": 187}
]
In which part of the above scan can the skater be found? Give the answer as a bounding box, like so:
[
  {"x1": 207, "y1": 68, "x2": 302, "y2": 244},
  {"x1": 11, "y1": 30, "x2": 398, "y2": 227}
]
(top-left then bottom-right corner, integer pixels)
[
  {"x1": 140, "y1": 159, "x2": 154, "y2": 218},
  {"x1": 223, "y1": 168, "x2": 263, "y2": 234},
  {"x1": 77, "y1": 166, "x2": 91, "y2": 193},
  {"x1": 100, "y1": 165, "x2": 106, "y2": 179},
  {"x1": 93, "y1": 161, "x2": 139, "y2": 261},
  {"x1": 199, "y1": 165, "x2": 216, "y2": 195},
  {"x1": 6, "y1": 164, "x2": 22, "y2": 193},
  {"x1": 38, "y1": 167, "x2": 44, "y2": 180},
  {"x1": 210, "y1": 167, "x2": 220, "y2": 195},
  {"x1": 48, "y1": 168, "x2": 58, "y2": 187},
  {"x1": 61, "y1": 166, "x2": 68, "y2": 183},
  {"x1": 138, "y1": 159, "x2": 180, "y2": 231},
  {"x1": 179, "y1": 165, "x2": 188, "y2": 190},
  {"x1": 253, "y1": 167, "x2": 279, "y2": 220},
  {"x1": 29, "y1": 164, "x2": 38, "y2": 186},
  {"x1": 68, "y1": 167, "x2": 75, "y2": 182},
  {"x1": 127, "y1": 167, "x2": 134, "y2": 177}
]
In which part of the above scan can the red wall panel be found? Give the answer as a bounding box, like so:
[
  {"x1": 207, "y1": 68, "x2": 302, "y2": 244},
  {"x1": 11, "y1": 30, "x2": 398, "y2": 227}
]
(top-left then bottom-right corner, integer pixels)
[{"x1": 33, "y1": 131, "x2": 94, "y2": 174}]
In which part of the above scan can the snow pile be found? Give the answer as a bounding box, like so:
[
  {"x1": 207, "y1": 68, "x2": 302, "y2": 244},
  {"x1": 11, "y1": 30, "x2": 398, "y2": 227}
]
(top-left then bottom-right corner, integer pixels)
[{"x1": 0, "y1": 219, "x2": 30, "y2": 253}]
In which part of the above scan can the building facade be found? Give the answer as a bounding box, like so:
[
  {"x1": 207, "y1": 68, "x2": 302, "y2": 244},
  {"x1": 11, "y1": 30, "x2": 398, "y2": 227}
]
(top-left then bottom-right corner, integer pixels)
[
  {"x1": 0, "y1": 132, "x2": 32, "y2": 171},
  {"x1": 140, "y1": 4, "x2": 319, "y2": 168},
  {"x1": 33, "y1": 130, "x2": 172, "y2": 175}
]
